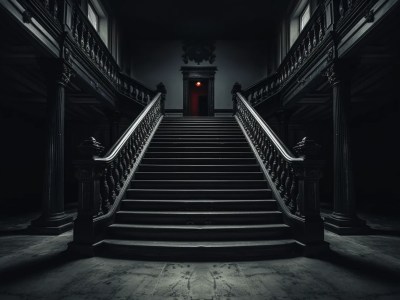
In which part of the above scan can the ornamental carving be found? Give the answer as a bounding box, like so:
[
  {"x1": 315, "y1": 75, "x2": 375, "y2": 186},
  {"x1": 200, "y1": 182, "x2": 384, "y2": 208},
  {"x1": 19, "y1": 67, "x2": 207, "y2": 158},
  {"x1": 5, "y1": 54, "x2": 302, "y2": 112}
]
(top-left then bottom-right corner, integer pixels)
[
  {"x1": 364, "y1": 9, "x2": 375, "y2": 23},
  {"x1": 58, "y1": 63, "x2": 74, "y2": 86},
  {"x1": 323, "y1": 64, "x2": 338, "y2": 86},
  {"x1": 22, "y1": 10, "x2": 32, "y2": 24},
  {"x1": 182, "y1": 40, "x2": 216, "y2": 65}
]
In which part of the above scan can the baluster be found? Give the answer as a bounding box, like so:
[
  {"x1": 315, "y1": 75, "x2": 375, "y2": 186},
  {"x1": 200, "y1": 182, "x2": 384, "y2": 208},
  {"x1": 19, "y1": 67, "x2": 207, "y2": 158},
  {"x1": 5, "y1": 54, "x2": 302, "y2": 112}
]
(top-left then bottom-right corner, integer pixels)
[
  {"x1": 86, "y1": 31, "x2": 91, "y2": 54},
  {"x1": 72, "y1": 12, "x2": 80, "y2": 41},
  {"x1": 283, "y1": 168, "x2": 293, "y2": 205},
  {"x1": 339, "y1": 0, "x2": 345, "y2": 18},
  {"x1": 43, "y1": 0, "x2": 50, "y2": 10},
  {"x1": 307, "y1": 31, "x2": 312, "y2": 53},
  {"x1": 270, "y1": 148, "x2": 278, "y2": 181},
  {"x1": 289, "y1": 177, "x2": 299, "y2": 213},
  {"x1": 318, "y1": 16, "x2": 324, "y2": 41},
  {"x1": 312, "y1": 24, "x2": 317, "y2": 48},
  {"x1": 275, "y1": 156, "x2": 283, "y2": 189},
  {"x1": 298, "y1": 46, "x2": 303, "y2": 65},
  {"x1": 303, "y1": 39, "x2": 308, "y2": 57},
  {"x1": 100, "y1": 167, "x2": 111, "y2": 213},
  {"x1": 80, "y1": 23, "x2": 86, "y2": 50},
  {"x1": 53, "y1": 0, "x2": 59, "y2": 20},
  {"x1": 117, "y1": 154, "x2": 124, "y2": 188},
  {"x1": 112, "y1": 159, "x2": 121, "y2": 193},
  {"x1": 106, "y1": 163, "x2": 117, "y2": 204}
]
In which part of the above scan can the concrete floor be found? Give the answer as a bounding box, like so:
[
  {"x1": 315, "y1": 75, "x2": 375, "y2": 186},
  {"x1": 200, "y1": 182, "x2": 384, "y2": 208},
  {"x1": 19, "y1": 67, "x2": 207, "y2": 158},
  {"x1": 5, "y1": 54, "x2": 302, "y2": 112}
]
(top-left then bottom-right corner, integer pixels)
[{"x1": 1, "y1": 212, "x2": 400, "y2": 300}]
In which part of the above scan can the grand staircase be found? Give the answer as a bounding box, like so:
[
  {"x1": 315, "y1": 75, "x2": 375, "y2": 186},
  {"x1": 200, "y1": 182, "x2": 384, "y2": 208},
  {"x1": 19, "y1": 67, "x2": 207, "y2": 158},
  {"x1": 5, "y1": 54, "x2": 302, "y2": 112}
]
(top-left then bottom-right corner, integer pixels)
[{"x1": 97, "y1": 117, "x2": 299, "y2": 260}]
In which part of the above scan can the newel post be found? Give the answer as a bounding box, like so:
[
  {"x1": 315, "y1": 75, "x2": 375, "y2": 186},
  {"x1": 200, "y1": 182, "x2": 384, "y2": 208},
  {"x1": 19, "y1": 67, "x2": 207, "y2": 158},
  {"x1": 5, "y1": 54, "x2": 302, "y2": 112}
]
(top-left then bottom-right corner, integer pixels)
[
  {"x1": 157, "y1": 82, "x2": 167, "y2": 115},
  {"x1": 71, "y1": 137, "x2": 104, "y2": 252},
  {"x1": 293, "y1": 137, "x2": 325, "y2": 245},
  {"x1": 231, "y1": 82, "x2": 242, "y2": 115}
]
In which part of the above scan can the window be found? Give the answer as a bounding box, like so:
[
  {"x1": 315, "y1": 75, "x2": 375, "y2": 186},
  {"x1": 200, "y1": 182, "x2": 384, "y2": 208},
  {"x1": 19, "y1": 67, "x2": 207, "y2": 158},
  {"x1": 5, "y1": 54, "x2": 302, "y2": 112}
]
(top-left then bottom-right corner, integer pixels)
[
  {"x1": 88, "y1": 2, "x2": 99, "y2": 31},
  {"x1": 299, "y1": 4, "x2": 310, "y2": 32}
]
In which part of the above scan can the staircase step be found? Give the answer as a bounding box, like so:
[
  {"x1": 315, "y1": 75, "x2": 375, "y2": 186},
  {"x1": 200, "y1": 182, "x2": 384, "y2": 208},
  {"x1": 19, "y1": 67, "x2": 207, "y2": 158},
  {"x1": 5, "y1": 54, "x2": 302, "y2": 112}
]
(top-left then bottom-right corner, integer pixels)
[
  {"x1": 138, "y1": 164, "x2": 261, "y2": 172},
  {"x1": 141, "y1": 158, "x2": 256, "y2": 165},
  {"x1": 150, "y1": 141, "x2": 249, "y2": 147},
  {"x1": 96, "y1": 239, "x2": 299, "y2": 260},
  {"x1": 131, "y1": 179, "x2": 267, "y2": 189},
  {"x1": 146, "y1": 146, "x2": 252, "y2": 152},
  {"x1": 120, "y1": 199, "x2": 278, "y2": 211},
  {"x1": 157, "y1": 129, "x2": 240, "y2": 133},
  {"x1": 126, "y1": 189, "x2": 272, "y2": 199},
  {"x1": 134, "y1": 172, "x2": 264, "y2": 180},
  {"x1": 152, "y1": 138, "x2": 247, "y2": 143},
  {"x1": 107, "y1": 223, "x2": 291, "y2": 241},
  {"x1": 144, "y1": 152, "x2": 254, "y2": 158},
  {"x1": 154, "y1": 134, "x2": 244, "y2": 139},
  {"x1": 115, "y1": 211, "x2": 283, "y2": 225}
]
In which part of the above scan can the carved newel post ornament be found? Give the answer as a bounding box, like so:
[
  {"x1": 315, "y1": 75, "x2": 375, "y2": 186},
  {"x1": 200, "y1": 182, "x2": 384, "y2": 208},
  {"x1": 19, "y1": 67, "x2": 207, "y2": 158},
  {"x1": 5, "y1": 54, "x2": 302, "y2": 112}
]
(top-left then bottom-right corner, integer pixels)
[
  {"x1": 73, "y1": 137, "x2": 106, "y2": 248},
  {"x1": 323, "y1": 62, "x2": 368, "y2": 234},
  {"x1": 30, "y1": 51, "x2": 75, "y2": 233}
]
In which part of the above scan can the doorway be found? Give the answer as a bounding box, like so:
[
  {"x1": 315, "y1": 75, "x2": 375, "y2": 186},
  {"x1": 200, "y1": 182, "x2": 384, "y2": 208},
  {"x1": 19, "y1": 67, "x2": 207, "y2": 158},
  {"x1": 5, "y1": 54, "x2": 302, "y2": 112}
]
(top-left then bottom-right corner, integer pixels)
[
  {"x1": 181, "y1": 66, "x2": 217, "y2": 116},
  {"x1": 189, "y1": 80, "x2": 209, "y2": 116}
]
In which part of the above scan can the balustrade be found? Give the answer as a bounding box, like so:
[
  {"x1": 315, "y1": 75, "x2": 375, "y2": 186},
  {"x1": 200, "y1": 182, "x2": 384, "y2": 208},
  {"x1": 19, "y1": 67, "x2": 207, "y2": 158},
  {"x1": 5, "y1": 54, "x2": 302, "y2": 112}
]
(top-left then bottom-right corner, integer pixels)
[
  {"x1": 233, "y1": 91, "x2": 324, "y2": 244},
  {"x1": 75, "y1": 93, "x2": 163, "y2": 219},
  {"x1": 243, "y1": 5, "x2": 327, "y2": 106}
]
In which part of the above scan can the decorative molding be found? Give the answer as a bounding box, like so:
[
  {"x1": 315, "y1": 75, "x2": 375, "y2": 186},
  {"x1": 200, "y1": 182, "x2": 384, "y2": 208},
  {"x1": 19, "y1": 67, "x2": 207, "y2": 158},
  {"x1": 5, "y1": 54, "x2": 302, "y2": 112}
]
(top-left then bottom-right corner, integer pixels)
[
  {"x1": 182, "y1": 40, "x2": 216, "y2": 65},
  {"x1": 22, "y1": 10, "x2": 33, "y2": 24},
  {"x1": 323, "y1": 64, "x2": 338, "y2": 86},
  {"x1": 364, "y1": 9, "x2": 375, "y2": 23},
  {"x1": 59, "y1": 63, "x2": 74, "y2": 86},
  {"x1": 327, "y1": 47, "x2": 334, "y2": 63}
]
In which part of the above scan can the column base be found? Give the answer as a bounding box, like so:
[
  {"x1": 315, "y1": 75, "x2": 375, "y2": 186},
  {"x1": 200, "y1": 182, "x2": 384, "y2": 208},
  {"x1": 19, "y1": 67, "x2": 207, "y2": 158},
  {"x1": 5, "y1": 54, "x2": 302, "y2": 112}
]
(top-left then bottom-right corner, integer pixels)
[
  {"x1": 324, "y1": 212, "x2": 370, "y2": 235},
  {"x1": 29, "y1": 212, "x2": 74, "y2": 235}
]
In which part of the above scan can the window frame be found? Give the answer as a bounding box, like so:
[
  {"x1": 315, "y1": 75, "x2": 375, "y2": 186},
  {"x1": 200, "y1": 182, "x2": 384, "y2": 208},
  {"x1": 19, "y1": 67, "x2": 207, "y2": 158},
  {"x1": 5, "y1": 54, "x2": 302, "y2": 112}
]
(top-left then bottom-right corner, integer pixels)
[
  {"x1": 88, "y1": 1, "x2": 99, "y2": 31},
  {"x1": 299, "y1": 4, "x2": 311, "y2": 32}
]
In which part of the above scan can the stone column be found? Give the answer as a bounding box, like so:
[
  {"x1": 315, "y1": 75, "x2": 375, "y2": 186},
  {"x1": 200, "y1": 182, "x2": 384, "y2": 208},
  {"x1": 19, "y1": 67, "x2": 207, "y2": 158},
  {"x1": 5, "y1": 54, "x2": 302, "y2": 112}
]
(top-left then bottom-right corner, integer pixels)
[
  {"x1": 30, "y1": 62, "x2": 74, "y2": 234},
  {"x1": 323, "y1": 63, "x2": 368, "y2": 234}
]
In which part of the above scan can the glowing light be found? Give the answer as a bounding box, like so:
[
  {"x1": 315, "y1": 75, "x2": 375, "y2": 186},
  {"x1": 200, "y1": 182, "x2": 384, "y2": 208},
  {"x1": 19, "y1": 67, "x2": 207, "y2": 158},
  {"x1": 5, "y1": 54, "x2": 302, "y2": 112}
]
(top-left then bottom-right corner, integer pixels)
[{"x1": 195, "y1": 81, "x2": 202, "y2": 87}]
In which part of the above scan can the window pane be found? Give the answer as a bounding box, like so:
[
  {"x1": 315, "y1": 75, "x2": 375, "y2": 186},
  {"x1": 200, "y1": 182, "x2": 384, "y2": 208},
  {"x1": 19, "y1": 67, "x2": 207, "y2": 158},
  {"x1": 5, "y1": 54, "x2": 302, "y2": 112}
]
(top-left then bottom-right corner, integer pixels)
[
  {"x1": 88, "y1": 3, "x2": 98, "y2": 30},
  {"x1": 300, "y1": 4, "x2": 310, "y2": 32}
]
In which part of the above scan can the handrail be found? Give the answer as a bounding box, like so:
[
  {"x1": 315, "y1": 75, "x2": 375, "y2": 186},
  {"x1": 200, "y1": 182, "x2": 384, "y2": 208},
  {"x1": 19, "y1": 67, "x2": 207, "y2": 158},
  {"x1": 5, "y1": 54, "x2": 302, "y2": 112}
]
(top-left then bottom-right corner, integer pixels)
[
  {"x1": 73, "y1": 90, "x2": 164, "y2": 247},
  {"x1": 236, "y1": 93, "x2": 303, "y2": 163},
  {"x1": 95, "y1": 92, "x2": 161, "y2": 163}
]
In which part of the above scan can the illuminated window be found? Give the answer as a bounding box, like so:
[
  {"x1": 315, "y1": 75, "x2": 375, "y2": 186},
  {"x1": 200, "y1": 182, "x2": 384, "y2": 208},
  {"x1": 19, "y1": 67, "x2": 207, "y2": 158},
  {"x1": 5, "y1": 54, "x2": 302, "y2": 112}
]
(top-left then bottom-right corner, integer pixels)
[
  {"x1": 88, "y1": 2, "x2": 99, "y2": 31},
  {"x1": 299, "y1": 4, "x2": 310, "y2": 32}
]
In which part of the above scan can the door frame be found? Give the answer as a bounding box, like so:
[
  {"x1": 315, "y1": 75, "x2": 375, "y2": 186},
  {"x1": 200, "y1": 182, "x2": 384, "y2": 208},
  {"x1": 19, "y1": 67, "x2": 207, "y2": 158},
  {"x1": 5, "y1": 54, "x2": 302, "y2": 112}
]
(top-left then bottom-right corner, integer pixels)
[{"x1": 181, "y1": 66, "x2": 217, "y2": 116}]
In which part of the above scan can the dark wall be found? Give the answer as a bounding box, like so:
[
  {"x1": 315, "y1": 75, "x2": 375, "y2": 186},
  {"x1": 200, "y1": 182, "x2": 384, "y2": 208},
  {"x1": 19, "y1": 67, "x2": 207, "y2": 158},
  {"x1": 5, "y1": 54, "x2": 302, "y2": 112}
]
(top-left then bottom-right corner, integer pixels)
[
  {"x1": 129, "y1": 40, "x2": 269, "y2": 111},
  {"x1": 351, "y1": 106, "x2": 400, "y2": 213},
  {"x1": 0, "y1": 112, "x2": 45, "y2": 211}
]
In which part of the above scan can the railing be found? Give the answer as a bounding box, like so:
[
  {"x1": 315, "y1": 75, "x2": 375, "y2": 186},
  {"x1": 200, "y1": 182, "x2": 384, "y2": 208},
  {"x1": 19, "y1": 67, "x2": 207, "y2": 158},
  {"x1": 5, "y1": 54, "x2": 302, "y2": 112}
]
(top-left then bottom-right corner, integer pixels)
[
  {"x1": 244, "y1": 0, "x2": 375, "y2": 107},
  {"x1": 71, "y1": 3, "x2": 119, "y2": 86},
  {"x1": 73, "y1": 93, "x2": 164, "y2": 246},
  {"x1": 19, "y1": 0, "x2": 158, "y2": 106},
  {"x1": 245, "y1": 4, "x2": 327, "y2": 106},
  {"x1": 233, "y1": 91, "x2": 325, "y2": 244}
]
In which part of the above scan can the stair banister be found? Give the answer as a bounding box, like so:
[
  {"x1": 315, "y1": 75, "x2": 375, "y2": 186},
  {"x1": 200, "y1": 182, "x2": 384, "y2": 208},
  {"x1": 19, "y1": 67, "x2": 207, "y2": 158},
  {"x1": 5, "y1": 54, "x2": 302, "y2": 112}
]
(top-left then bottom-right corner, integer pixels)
[
  {"x1": 72, "y1": 90, "x2": 165, "y2": 253},
  {"x1": 233, "y1": 87, "x2": 325, "y2": 248}
]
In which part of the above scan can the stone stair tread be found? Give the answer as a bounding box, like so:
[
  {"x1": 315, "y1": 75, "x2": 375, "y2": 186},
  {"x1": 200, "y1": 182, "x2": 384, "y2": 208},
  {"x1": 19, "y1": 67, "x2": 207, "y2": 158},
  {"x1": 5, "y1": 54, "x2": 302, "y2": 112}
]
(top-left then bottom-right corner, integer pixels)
[
  {"x1": 101, "y1": 239, "x2": 297, "y2": 248},
  {"x1": 109, "y1": 223, "x2": 289, "y2": 230},
  {"x1": 116, "y1": 210, "x2": 280, "y2": 215}
]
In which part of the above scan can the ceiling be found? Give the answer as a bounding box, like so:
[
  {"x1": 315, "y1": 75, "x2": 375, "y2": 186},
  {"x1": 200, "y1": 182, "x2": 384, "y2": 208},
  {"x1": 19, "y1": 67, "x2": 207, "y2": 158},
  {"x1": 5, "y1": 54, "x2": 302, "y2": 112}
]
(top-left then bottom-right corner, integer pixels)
[{"x1": 110, "y1": 0, "x2": 290, "y2": 40}]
